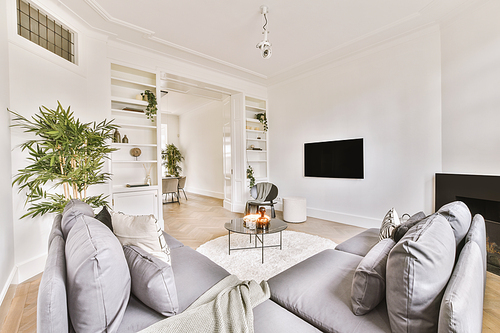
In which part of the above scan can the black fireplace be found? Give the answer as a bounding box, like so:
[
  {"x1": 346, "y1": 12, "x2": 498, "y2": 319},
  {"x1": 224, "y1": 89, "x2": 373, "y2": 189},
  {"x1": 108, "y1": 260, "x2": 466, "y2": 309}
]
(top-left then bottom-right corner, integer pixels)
[{"x1": 435, "y1": 173, "x2": 500, "y2": 274}]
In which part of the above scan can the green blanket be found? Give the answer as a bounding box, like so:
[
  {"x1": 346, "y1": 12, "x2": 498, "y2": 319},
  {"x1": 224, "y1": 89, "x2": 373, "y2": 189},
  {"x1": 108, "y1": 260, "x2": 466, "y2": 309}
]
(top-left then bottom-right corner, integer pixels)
[{"x1": 139, "y1": 275, "x2": 270, "y2": 333}]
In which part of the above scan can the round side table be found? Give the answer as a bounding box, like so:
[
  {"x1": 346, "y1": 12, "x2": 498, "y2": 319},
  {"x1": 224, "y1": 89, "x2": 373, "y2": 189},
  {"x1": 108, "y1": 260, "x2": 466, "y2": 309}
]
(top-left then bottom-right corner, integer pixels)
[{"x1": 283, "y1": 197, "x2": 307, "y2": 223}]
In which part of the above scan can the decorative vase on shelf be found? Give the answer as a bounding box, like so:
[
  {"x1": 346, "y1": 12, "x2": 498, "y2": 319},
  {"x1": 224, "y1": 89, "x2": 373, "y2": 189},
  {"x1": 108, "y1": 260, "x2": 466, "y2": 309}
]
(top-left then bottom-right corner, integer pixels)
[
  {"x1": 122, "y1": 135, "x2": 129, "y2": 143},
  {"x1": 113, "y1": 129, "x2": 121, "y2": 143}
]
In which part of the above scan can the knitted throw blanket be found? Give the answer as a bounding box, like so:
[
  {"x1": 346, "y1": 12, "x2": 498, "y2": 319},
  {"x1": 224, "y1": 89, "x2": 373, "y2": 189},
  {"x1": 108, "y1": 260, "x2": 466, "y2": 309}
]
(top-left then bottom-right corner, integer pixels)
[{"x1": 139, "y1": 275, "x2": 270, "y2": 333}]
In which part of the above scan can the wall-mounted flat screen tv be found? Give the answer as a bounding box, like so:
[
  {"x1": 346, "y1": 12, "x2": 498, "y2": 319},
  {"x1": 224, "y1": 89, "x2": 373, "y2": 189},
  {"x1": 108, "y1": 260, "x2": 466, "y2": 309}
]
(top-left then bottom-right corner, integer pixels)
[{"x1": 304, "y1": 138, "x2": 364, "y2": 179}]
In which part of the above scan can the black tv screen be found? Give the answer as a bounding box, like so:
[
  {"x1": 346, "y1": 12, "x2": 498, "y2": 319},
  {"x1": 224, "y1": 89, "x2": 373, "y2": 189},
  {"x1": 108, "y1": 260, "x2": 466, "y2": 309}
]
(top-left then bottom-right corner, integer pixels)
[{"x1": 304, "y1": 138, "x2": 364, "y2": 179}]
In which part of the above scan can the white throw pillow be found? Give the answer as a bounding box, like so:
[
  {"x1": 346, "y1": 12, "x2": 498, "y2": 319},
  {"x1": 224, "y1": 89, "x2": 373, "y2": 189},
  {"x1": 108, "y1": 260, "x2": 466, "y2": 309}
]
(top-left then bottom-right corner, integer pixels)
[
  {"x1": 379, "y1": 208, "x2": 400, "y2": 240},
  {"x1": 111, "y1": 211, "x2": 171, "y2": 265}
]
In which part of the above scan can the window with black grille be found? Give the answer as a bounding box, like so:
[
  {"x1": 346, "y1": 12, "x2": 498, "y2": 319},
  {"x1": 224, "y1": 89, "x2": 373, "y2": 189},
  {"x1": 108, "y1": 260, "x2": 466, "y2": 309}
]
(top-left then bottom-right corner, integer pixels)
[{"x1": 16, "y1": 0, "x2": 75, "y2": 63}]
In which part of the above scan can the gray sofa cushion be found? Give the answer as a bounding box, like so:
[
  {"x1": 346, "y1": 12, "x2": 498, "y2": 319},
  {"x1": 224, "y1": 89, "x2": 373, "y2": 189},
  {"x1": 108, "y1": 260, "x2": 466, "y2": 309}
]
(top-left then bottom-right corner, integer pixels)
[
  {"x1": 269, "y1": 249, "x2": 391, "y2": 333},
  {"x1": 37, "y1": 235, "x2": 68, "y2": 333},
  {"x1": 123, "y1": 245, "x2": 179, "y2": 316},
  {"x1": 386, "y1": 213, "x2": 456, "y2": 333},
  {"x1": 170, "y1": 246, "x2": 230, "y2": 312},
  {"x1": 335, "y1": 228, "x2": 380, "y2": 257},
  {"x1": 61, "y1": 199, "x2": 95, "y2": 238},
  {"x1": 438, "y1": 241, "x2": 484, "y2": 333},
  {"x1": 48, "y1": 214, "x2": 64, "y2": 247},
  {"x1": 351, "y1": 238, "x2": 395, "y2": 315},
  {"x1": 437, "y1": 201, "x2": 472, "y2": 246},
  {"x1": 65, "y1": 215, "x2": 131, "y2": 333},
  {"x1": 466, "y1": 214, "x2": 487, "y2": 275},
  {"x1": 117, "y1": 294, "x2": 166, "y2": 333},
  {"x1": 253, "y1": 300, "x2": 323, "y2": 333}
]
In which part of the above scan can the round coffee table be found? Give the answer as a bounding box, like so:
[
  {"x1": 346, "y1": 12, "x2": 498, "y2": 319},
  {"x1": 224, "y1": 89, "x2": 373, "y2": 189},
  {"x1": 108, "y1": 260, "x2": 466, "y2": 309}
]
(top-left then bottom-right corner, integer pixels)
[{"x1": 224, "y1": 218, "x2": 287, "y2": 264}]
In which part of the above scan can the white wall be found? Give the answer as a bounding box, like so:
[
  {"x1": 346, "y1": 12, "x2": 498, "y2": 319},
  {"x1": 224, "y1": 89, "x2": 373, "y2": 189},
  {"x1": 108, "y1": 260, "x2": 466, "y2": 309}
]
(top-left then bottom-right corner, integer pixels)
[
  {"x1": 441, "y1": 1, "x2": 500, "y2": 175},
  {"x1": 166, "y1": 115, "x2": 180, "y2": 148},
  {"x1": 0, "y1": 0, "x2": 15, "y2": 303},
  {"x1": 268, "y1": 28, "x2": 442, "y2": 228},
  {"x1": 179, "y1": 101, "x2": 225, "y2": 199}
]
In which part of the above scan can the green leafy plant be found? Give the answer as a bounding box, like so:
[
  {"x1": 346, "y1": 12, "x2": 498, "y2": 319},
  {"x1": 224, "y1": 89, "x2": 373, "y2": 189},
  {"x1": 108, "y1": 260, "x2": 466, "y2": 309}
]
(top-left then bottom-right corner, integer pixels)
[
  {"x1": 141, "y1": 89, "x2": 157, "y2": 121},
  {"x1": 9, "y1": 102, "x2": 118, "y2": 218},
  {"x1": 256, "y1": 113, "x2": 268, "y2": 131},
  {"x1": 161, "y1": 144, "x2": 184, "y2": 177},
  {"x1": 247, "y1": 165, "x2": 256, "y2": 189}
]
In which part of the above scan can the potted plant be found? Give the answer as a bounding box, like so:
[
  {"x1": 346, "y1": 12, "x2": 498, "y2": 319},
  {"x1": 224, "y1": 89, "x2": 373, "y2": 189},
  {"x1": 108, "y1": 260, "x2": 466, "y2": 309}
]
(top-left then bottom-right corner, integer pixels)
[
  {"x1": 141, "y1": 89, "x2": 157, "y2": 121},
  {"x1": 255, "y1": 113, "x2": 268, "y2": 131},
  {"x1": 247, "y1": 165, "x2": 256, "y2": 189},
  {"x1": 9, "y1": 102, "x2": 118, "y2": 218},
  {"x1": 161, "y1": 144, "x2": 184, "y2": 177}
]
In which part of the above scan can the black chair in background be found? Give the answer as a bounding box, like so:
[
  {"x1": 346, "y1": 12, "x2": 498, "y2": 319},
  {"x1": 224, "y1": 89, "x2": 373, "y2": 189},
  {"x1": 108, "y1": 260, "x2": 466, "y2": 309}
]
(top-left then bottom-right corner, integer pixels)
[{"x1": 246, "y1": 182, "x2": 278, "y2": 218}]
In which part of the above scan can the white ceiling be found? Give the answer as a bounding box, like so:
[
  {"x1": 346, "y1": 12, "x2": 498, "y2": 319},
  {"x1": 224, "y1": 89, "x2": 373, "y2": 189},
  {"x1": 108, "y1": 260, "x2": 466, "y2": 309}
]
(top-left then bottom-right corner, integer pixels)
[{"x1": 60, "y1": 0, "x2": 476, "y2": 83}]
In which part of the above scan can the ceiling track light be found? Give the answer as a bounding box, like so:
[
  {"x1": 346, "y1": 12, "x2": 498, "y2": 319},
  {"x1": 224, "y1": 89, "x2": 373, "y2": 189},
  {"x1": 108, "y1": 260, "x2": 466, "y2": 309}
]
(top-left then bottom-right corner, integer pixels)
[{"x1": 256, "y1": 5, "x2": 272, "y2": 59}]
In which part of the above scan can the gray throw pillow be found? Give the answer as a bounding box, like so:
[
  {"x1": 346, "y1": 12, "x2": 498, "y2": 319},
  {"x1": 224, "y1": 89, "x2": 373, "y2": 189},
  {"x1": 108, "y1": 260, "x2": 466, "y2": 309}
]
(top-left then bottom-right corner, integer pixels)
[
  {"x1": 437, "y1": 201, "x2": 472, "y2": 246},
  {"x1": 438, "y1": 241, "x2": 484, "y2": 333},
  {"x1": 351, "y1": 238, "x2": 396, "y2": 315},
  {"x1": 123, "y1": 245, "x2": 179, "y2": 316},
  {"x1": 391, "y1": 211, "x2": 426, "y2": 242},
  {"x1": 379, "y1": 208, "x2": 400, "y2": 240},
  {"x1": 386, "y1": 213, "x2": 456, "y2": 332},
  {"x1": 61, "y1": 199, "x2": 95, "y2": 238},
  {"x1": 65, "y1": 215, "x2": 130, "y2": 333}
]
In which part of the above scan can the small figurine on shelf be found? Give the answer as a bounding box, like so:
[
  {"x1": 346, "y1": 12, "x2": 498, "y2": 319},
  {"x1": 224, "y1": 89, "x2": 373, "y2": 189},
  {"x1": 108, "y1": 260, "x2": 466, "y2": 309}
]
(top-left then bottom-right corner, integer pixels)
[{"x1": 143, "y1": 164, "x2": 152, "y2": 186}]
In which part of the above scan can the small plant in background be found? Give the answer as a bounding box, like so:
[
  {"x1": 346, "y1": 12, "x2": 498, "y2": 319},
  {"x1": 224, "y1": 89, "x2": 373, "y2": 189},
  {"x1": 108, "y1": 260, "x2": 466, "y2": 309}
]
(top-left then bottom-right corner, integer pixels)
[
  {"x1": 255, "y1": 113, "x2": 267, "y2": 131},
  {"x1": 141, "y1": 89, "x2": 157, "y2": 121},
  {"x1": 9, "y1": 102, "x2": 117, "y2": 218},
  {"x1": 162, "y1": 144, "x2": 184, "y2": 177},
  {"x1": 247, "y1": 165, "x2": 256, "y2": 189}
]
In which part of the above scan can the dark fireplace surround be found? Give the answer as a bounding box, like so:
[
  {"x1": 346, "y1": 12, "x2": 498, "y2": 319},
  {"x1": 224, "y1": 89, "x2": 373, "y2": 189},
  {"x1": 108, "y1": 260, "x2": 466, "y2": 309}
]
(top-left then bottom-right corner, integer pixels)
[{"x1": 435, "y1": 173, "x2": 500, "y2": 274}]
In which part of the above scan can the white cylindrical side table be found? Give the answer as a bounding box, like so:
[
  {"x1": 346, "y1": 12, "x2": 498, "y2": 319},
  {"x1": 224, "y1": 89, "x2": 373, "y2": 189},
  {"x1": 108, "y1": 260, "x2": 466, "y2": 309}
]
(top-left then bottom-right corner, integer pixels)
[{"x1": 283, "y1": 197, "x2": 307, "y2": 223}]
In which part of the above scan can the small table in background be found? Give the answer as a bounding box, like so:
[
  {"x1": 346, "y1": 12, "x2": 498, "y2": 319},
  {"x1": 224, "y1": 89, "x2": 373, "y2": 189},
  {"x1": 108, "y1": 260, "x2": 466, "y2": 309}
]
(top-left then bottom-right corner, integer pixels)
[{"x1": 224, "y1": 218, "x2": 287, "y2": 264}]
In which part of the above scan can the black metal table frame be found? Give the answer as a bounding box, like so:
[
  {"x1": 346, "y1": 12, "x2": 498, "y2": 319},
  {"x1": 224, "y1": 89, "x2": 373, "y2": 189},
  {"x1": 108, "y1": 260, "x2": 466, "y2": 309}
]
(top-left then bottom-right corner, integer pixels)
[{"x1": 227, "y1": 230, "x2": 283, "y2": 264}]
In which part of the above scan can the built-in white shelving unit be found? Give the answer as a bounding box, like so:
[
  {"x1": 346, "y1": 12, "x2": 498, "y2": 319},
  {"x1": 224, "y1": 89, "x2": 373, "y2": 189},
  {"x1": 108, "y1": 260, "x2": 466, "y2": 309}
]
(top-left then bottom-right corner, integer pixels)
[
  {"x1": 245, "y1": 96, "x2": 268, "y2": 184},
  {"x1": 109, "y1": 63, "x2": 162, "y2": 221}
]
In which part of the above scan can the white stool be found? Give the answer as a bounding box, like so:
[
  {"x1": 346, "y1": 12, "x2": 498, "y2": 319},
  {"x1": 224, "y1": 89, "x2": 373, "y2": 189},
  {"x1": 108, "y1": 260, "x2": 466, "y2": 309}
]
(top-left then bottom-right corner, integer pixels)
[{"x1": 283, "y1": 197, "x2": 307, "y2": 223}]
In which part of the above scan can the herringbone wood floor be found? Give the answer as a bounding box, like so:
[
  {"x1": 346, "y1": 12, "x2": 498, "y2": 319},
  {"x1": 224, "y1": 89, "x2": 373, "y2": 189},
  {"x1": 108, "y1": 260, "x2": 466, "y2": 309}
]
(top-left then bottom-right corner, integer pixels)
[{"x1": 1, "y1": 193, "x2": 499, "y2": 332}]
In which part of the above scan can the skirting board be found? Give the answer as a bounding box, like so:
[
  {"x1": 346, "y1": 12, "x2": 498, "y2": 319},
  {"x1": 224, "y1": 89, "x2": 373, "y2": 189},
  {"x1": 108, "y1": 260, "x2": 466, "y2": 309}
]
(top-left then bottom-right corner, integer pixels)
[
  {"x1": 306, "y1": 207, "x2": 379, "y2": 229},
  {"x1": 185, "y1": 187, "x2": 224, "y2": 200},
  {"x1": 14, "y1": 252, "x2": 47, "y2": 285},
  {"x1": 0, "y1": 267, "x2": 17, "y2": 308}
]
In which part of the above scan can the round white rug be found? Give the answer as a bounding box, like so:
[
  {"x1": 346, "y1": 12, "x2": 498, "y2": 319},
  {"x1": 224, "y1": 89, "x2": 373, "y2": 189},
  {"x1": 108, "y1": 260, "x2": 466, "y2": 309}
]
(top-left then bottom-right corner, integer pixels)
[{"x1": 196, "y1": 230, "x2": 337, "y2": 282}]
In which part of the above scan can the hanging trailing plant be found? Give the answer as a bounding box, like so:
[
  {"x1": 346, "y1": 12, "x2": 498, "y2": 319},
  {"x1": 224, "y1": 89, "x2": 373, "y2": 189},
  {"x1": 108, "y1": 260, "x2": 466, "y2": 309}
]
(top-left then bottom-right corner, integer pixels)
[
  {"x1": 141, "y1": 89, "x2": 157, "y2": 121},
  {"x1": 9, "y1": 102, "x2": 118, "y2": 218},
  {"x1": 247, "y1": 165, "x2": 256, "y2": 189},
  {"x1": 161, "y1": 144, "x2": 184, "y2": 177},
  {"x1": 255, "y1": 113, "x2": 268, "y2": 131}
]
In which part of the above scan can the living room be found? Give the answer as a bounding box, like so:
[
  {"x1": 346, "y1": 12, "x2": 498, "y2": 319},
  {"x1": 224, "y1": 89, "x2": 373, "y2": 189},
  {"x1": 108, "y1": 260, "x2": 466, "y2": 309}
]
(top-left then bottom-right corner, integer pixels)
[{"x1": 1, "y1": 0, "x2": 499, "y2": 332}]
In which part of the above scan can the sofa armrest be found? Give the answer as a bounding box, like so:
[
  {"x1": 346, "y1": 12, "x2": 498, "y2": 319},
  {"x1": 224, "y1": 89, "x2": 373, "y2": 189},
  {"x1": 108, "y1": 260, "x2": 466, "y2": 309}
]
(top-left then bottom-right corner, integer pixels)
[{"x1": 335, "y1": 228, "x2": 379, "y2": 257}]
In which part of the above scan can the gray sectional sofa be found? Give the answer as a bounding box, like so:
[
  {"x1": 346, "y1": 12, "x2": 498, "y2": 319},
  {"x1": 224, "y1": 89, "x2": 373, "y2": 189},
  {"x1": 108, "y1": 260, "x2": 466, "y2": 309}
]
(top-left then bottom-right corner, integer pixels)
[{"x1": 37, "y1": 200, "x2": 486, "y2": 332}]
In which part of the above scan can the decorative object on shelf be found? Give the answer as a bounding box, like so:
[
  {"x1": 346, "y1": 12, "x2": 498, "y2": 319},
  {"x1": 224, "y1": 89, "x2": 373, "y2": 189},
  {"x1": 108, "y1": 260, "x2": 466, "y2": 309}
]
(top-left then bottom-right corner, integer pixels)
[
  {"x1": 122, "y1": 107, "x2": 143, "y2": 113},
  {"x1": 249, "y1": 144, "x2": 255, "y2": 149},
  {"x1": 247, "y1": 165, "x2": 256, "y2": 189},
  {"x1": 161, "y1": 144, "x2": 184, "y2": 177},
  {"x1": 256, "y1": 207, "x2": 270, "y2": 230},
  {"x1": 143, "y1": 164, "x2": 152, "y2": 185},
  {"x1": 255, "y1": 113, "x2": 268, "y2": 131},
  {"x1": 113, "y1": 128, "x2": 121, "y2": 143},
  {"x1": 257, "y1": 136, "x2": 261, "y2": 140},
  {"x1": 130, "y1": 147, "x2": 142, "y2": 160},
  {"x1": 256, "y1": 5, "x2": 272, "y2": 59},
  {"x1": 9, "y1": 101, "x2": 117, "y2": 218},
  {"x1": 126, "y1": 184, "x2": 150, "y2": 188},
  {"x1": 252, "y1": 147, "x2": 262, "y2": 151},
  {"x1": 122, "y1": 135, "x2": 129, "y2": 143},
  {"x1": 141, "y1": 89, "x2": 157, "y2": 121}
]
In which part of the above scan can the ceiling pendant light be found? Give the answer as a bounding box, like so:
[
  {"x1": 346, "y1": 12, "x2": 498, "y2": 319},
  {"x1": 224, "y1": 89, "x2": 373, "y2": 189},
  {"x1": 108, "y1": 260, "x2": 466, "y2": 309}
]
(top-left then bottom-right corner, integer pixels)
[{"x1": 256, "y1": 5, "x2": 272, "y2": 59}]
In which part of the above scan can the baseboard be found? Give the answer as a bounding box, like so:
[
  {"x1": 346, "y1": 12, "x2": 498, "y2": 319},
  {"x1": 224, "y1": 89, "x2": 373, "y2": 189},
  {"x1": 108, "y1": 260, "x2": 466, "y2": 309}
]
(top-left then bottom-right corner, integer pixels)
[
  {"x1": 14, "y1": 252, "x2": 47, "y2": 284},
  {"x1": 306, "y1": 207, "x2": 379, "y2": 229},
  {"x1": 185, "y1": 187, "x2": 224, "y2": 200},
  {"x1": 0, "y1": 267, "x2": 17, "y2": 307}
]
